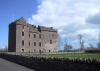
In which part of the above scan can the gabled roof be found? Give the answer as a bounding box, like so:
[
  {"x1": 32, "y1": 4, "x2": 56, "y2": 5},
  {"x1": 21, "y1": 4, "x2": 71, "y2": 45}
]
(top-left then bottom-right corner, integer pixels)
[{"x1": 12, "y1": 17, "x2": 26, "y2": 24}]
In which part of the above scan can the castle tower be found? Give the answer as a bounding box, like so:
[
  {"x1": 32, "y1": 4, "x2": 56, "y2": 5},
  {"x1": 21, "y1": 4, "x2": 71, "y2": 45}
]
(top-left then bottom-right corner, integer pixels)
[{"x1": 8, "y1": 17, "x2": 58, "y2": 52}]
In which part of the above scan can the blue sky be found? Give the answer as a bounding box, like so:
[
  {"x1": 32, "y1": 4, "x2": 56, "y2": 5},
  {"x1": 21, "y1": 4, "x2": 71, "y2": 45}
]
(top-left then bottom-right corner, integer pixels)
[
  {"x1": 1, "y1": 0, "x2": 100, "y2": 50},
  {"x1": 0, "y1": 0, "x2": 40, "y2": 49}
]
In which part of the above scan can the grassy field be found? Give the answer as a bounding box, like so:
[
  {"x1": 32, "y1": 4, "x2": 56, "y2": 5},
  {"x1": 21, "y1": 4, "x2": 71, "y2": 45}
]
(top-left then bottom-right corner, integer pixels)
[{"x1": 27, "y1": 53, "x2": 100, "y2": 59}]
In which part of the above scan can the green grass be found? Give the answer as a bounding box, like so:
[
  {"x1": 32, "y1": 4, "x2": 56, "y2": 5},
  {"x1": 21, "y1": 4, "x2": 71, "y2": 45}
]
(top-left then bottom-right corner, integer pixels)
[{"x1": 27, "y1": 53, "x2": 100, "y2": 59}]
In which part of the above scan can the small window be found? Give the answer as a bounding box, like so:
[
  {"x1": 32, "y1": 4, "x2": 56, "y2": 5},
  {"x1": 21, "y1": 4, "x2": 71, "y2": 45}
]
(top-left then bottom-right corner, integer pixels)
[
  {"x1": 22, "y1": 49, "x2": 24, "y2": 52},
  {"x1": 39, "y1": 34, "x2": 41, "y2": 38},
  {"x1": 34, "y1": 34, "x2": 36, "y2": 38},
  {"x1": 39, "y1": 42, "x2": 41, "y2": 47},
  {"x1": 52, "y1": 34, "x2": 54, "y2": 37},
  {"x1": 39, "y1": 50, "x2": 41, "y2": 53},
  {"x1": 34, "y1": 42, "x2": 36, "y2": 46},
  {"x1": 22, "y1": 26, "x2": 24, "y2": 31},
  {"x1": 29, "y1": 42, "x2": 30, "y2": 46},
  {"x1": 29, "y1": 34, "x2": 30, "y2": 38},
  {"x1": 50, "y1": 40, "x2": 52, "y2": 44},
  {"x1": 49, "y1": 50, "x2": 51, "y2": 52},
  {"x1": 22, "y1": 26, "x2": 24, "y2": 29},
  {"x1": 22, "y1": 32, "x2": 24, "y2": 36},
  {"x1": 22, "y1": 40, "x2": 24, "y2": 46},
  {"x1": 34, "y1": 49, "x2": 36, "y2": 52}
]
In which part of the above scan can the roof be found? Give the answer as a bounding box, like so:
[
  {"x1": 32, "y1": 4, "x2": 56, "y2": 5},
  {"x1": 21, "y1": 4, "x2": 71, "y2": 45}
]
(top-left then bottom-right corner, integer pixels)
[{"x1": 12, "y1": 17, "x2": 26, "y2": 25}]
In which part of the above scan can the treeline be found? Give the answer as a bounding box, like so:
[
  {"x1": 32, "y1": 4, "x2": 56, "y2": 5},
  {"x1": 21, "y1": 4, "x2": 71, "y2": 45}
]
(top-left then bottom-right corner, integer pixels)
[
  {"x1": 0, "y1": 45, "x2": 8, "y2": 52},
  {"x1": 58, "y1": 34, "x2": 100, "y2": 52}
]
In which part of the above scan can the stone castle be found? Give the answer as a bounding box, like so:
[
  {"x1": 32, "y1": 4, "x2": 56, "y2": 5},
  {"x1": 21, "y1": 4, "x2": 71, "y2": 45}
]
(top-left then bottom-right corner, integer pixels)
[{"x1": 8, "y1": 17, "x2": 58, "y2": 52}]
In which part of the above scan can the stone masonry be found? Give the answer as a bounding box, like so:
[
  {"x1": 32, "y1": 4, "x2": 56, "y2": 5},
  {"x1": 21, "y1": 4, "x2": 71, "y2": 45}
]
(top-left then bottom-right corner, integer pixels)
[{"x1": 8, "y1": 17, "x2": 58, "y2": 52}]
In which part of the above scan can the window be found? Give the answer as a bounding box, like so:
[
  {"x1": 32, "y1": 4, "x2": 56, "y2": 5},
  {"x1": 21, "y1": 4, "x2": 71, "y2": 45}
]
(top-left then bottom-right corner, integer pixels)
[
  {"x1": 49, "y1": 50, "x2": 51, "y2": 52},
  {"x1": 52, "y1": 34, "x2": 54, "y2": 37},
  {"x1": 34, "y1": 42, "x2": 36, "y2": 46},
  {"x1": 22, "y1": 32, "x2": 24, "y2": 36},
  {"x1": 39, "y1": 50, "x2": 41, "y2": 53},
  {"x1": 39, "y1": 42, "x2": 41, "y2": 47},
  {"x1": 22, "y1": 40, "x2": 24, "y2": 46},
  {"x1": 50, "y1": 40, "x2": 52, "y2": 44},
  {"x1": 22, "y1": 49, "x2": 24, "y2": 52},
  {"x1": 29, "y1": 34, "x2": 30, "y2": 38},
  {"x1": 29, "y1": 42, "x2": 30, "y2": 46},
  {"x1": 22, "y1": 26, "x2": 24, "y2": 31},
  {"x1": 34, "y1": 34, "x2": 36, "y2": 38},
  {"x1": 39, "y1": 34, "x2": 41, "y2": 38},
  {"x1": 22, "y1": 26, "x2": 24, "y2": 29},
  {"x1": 34, "y1": 49, "x2": 36, "y2": 52}
]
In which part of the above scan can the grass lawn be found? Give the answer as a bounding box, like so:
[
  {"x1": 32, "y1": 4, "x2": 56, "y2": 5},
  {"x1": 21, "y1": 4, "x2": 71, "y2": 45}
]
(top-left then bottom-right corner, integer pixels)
[{"x1": 27, "y1": 53, "x2": 100, "y2": 59}]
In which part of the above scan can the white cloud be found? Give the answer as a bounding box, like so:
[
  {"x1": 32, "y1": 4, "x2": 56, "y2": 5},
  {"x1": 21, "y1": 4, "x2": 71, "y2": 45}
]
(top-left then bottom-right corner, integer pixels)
[{"x1": 28, "y1": 0, "x2": 100, "y2": 48}]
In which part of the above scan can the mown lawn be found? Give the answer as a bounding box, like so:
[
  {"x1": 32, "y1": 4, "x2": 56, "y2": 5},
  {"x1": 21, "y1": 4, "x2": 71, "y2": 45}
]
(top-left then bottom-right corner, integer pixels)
[{"x1": 27, "y1": 53, "x2": 100, "y2": 59}]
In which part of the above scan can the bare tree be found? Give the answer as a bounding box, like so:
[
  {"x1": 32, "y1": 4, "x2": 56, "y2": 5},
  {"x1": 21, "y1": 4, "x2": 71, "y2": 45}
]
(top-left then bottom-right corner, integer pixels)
[
  {"x1": 97, "y1": 34, "x2": 100, "y2": 49},
  {"x1": 58, "y1": 34, "x2": 64, "y2": 51},
  {"x1": 64, "y1": 39, "x2": 72, "y2": 51},
  {"x1": 64, "y1": 38, "x2": 68, "y2": 51},
  {"x1": 78, "y1": 34, "x2": 84, "y2": 51},
  {"x1": 86, "y1": 43, "x2": 98, "y2": 50},
  {"x1": 64, "y1": 44, "x2": 72, "y2": 51},
  {"x1": 4, "y1": 45, "x2": 8, "y2": 52},
  {"x1": 0, "y1": 45, "x2": 8, "y2": 52}
]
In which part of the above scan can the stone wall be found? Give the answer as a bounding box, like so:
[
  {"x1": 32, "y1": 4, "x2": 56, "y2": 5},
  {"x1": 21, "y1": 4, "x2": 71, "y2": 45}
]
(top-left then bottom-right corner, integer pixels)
[{"x1": 0, "y1": 53, "x2": 100, "y2": 71}]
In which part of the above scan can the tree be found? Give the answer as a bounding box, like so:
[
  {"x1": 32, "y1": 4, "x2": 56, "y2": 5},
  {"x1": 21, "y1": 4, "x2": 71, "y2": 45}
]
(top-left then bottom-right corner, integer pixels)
[
  {"x1": 64, "y1": 43, "x2": 72, "y2": 51},
  {"x1": 97, "y1": 34, "x2": 100, "y2": 49},
  {"x1": 78, "y1": 34, "x2": 84, "y2": 51},
  {"x1": 64, "y1": 39, "x2": 72, "y2": 51},
  {"x1": 58, "y1": 34, "x2": 64, "y2": 51},
  {"x1": 0, "y1": 45, "x2": 8, "y2": 52},
  {"x1": 87, "y1": 43, "x2": 97, "y2": 50}
]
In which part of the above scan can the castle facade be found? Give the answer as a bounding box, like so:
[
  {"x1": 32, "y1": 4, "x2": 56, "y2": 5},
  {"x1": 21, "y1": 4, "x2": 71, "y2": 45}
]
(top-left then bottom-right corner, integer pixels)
[{"x1": 8, "y1": 17, "x2": 58, "y2": 52}]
